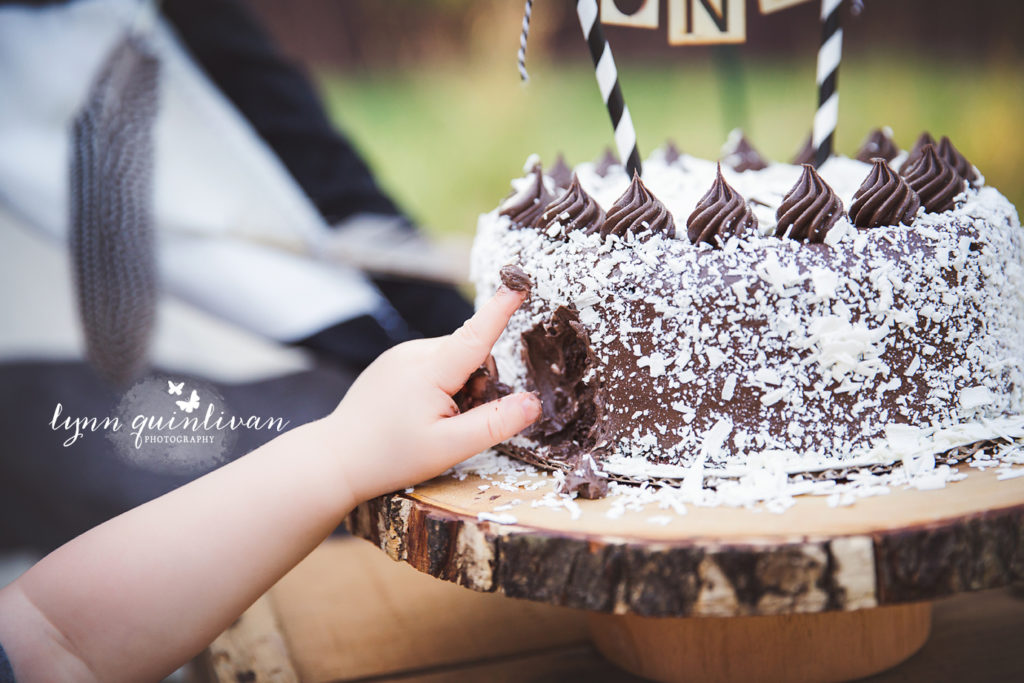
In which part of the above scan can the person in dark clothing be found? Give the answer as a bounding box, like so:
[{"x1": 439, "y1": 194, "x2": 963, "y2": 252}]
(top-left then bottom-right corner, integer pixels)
[
  {"x1": 160, "y1": 0, "x2": 474, "y2": 365},
  {"x1": 0, "y1": 0, "x2": 474, "y2": 554}
]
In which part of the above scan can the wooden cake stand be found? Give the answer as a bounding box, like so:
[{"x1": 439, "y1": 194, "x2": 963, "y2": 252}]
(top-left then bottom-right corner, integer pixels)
[{"x1": 345, "y1": 465, "x2": 1024, "y2": 682}]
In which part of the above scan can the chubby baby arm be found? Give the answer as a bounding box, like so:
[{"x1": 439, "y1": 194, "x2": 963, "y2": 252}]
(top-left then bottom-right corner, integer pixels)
[
  {"x1": 0, "y1": 286, "x2": 538, "y2": 683},
  {"x1": 322, "y1": 284, "x2": 541, "y2": 502}
]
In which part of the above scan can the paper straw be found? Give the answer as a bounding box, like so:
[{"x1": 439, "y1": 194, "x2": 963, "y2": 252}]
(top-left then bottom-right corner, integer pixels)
[
  {"x1": 813, "y1": 0, "x2": 843, "y2": 168},
  {"x1": 517, "y1": 0, "x2": 533, "y2": 82},
  {"x1": 576, "y1": 0, "x2": 642, "y2": 178}
]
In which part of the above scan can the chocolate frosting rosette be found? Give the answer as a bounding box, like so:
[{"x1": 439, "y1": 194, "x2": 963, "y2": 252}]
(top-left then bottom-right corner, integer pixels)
[
  {"x1": 600, "y1": 173, "x2": 675, "y2": 240},
  {"x1": 499, "y1": 163, "x2": 555, "y2": 227},
  {"x1": 900, "y1": 144, "x2": 964, "y2": 214},
  {"x1": 855, "y1": 128, "x2": 900, "y2": 164},
  {"x1": 687, "y1": 164, "x2": 758, "y2": 247},
  {"x1": 533, "y1": 174, "x2": 606, "y2": 237},
  {"x1": 775, "y1": 164, "x2": 844, "y2": 243},
  {"x1": 849, "y1": 158, "x2": 922, "y2": 228}
]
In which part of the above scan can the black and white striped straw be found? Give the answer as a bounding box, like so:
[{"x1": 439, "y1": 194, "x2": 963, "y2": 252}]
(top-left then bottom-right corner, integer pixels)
[
  {"x1": 517, "y1": 0, "x2": 533, "y2": 82},
  {"x1": 576, "y1": 0, "x2": 642, "y2": 178},
  {"x1": 813, "y1": 0, "x2": 843, "y2": 168}
]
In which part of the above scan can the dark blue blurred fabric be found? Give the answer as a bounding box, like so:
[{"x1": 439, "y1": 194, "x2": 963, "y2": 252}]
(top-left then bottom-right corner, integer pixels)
[{"x1": 0, "y1": 640, "x2": 15, "y2": 683}]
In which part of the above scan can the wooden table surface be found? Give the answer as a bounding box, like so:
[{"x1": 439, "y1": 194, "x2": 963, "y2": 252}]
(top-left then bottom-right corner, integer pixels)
[{"x1": 200, "y1": 537, "x2": 1024, "y2": 682}]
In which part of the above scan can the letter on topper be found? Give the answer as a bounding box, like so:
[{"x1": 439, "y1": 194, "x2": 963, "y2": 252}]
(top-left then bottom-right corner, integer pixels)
[
  {"x1": 601, "y1": 0, "x2": 660, "y2": 28},
  {"x1": 667, "y1": 0, "x2": 746, "y2": 45}
]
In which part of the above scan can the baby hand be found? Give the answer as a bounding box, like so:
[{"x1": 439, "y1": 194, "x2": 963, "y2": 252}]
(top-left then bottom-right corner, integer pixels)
[{"x1": 325, "y1": 286, "x2": 540, "y2": 503}]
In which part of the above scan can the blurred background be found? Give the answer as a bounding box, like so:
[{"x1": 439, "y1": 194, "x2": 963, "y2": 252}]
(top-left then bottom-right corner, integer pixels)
[
  {"x1": 249, "y1": 0, "x2": 1024, "y2": 237},
  {"x1": 0, "y1": 5, "x2": 1020, "y2": 672}
]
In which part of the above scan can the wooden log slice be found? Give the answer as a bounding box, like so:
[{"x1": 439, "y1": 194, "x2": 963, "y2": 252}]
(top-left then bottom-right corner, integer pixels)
[{"x1": 345, "y1": 466, "x2": 1024, "y2": 617}]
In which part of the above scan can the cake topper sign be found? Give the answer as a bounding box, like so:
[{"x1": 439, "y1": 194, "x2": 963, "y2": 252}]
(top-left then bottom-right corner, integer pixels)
[
  {"x1": 601, "y1": 1, "x2": 746, "y2": 43},
  {"x1": 514, "y1": 0, "x2": 854, "y2": 175},
  {"x1": 667, "y1": 0, "x2": 746, "y2": 45},
  {"x1": 596, "y1": 0, "x2": 851, "y2": 167},
  {"x1": 599, "y1": 1, "x2": 835, "y2": 43}
]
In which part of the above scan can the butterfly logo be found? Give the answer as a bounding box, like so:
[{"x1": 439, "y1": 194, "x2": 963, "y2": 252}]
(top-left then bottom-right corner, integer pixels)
[
  {"x1": 176, "y1": 390, "x2": 200, "y2": 414},
  {"x1": 167, "y1": 381, "x2": 184, "y2": 396}
]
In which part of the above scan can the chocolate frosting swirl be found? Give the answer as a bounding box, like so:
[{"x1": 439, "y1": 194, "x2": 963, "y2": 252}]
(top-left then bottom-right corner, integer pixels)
[
  {"x1": 937, "y1": 136, "x2": 981, "y2": 187},
  {"x1": 663, "y1": 140, "x2": 682, "y2": 165},
  {"x1": 775, "y1": 164, "x2": 844, "y2": 243},
  {"x1": 855, "y1": 128, "x2": 900, "y2": 163},
  {"x1": 499, "y1": 164, "x2": 554, "y2": 227},
  {"x1": 899, "y1": 144, "x2": 964, "y2": 214},
  {"x1": 594, "y1": 148, "x2": 619, "y2": 177},
  {"x1": 599, "y1": 172, "x2": 675, "y2": 240},
  {"x1": 533, "y1": 174, "x2": 606, "y2": 236},
  {"x1": 721, "y1": 131, "x2": 768, "y2": 172},
  {"x1": 548, "y1": 154, "x2": 573, "y2": 190},
  {"x1": 902, "y1": 131, "x2": 936, "y2": 171},
  {"x1": 687, "y1": 164, "x2": 758, "y2": 247},
  {"x1": 849, "y1": 158, "x2": 921, "y2": 228},
  {"x1": 792, "y1": 135, "x2": 815, "y2": 165}
]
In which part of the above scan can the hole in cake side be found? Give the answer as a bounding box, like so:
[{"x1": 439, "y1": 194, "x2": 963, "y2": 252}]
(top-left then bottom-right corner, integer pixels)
[{"x1": 521, "y1": 305, "x2": 606, "y2": 458}]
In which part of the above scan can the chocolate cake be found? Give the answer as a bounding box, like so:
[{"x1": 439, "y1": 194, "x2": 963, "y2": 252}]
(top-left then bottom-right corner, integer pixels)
[{"x1": 469, "y1": 134, "x2": 1023, "y2": 494}]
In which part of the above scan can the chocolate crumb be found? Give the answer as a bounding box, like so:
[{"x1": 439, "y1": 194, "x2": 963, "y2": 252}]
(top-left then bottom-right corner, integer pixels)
[
  {"x1": 453, "y1": 355, "x2": 511, "y2": 412},
  {"x1": 557, "y1": 453, "x2": 609, "y2": 499},
  {"x1": 499, "y1": 264, "x2": 532, "y2": 293}
]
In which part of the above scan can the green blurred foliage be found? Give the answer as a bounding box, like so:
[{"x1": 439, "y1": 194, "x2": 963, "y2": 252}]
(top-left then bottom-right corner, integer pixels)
[{"x1": 318, "y1": 53, "x2": 1023, "y2": 237}]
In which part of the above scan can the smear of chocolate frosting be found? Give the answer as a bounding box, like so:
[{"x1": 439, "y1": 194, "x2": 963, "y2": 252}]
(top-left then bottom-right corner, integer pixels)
[
  {"x1": 849, "y1": 158, "x2": 922, "y2": 228},
  {"x1": 499, "y1": 264, "x2": 532, "y2": 293},
  {"x1": 533, "y1": 174, "x2": 606, "y2": 236},
  {"x1": 855, "y1": 128, "x2": 900, "y2": 163},
  {"x1": 548, "y1": 154, "x2": 573, "y2": 190},
  {"x1": 687, "y1": 164, "x2": 758, "y2": 247},
  {"x1": 902, "y1": 131, "x2": 936, "y2": 171},
  {"x1": 499, "y1": 164, "x2": 554, "y2": 227},
  {"x1": 721, "y1": 131, "x2": 768, "y2": 172},
  {"x1": 594, "y1": 147, "x2": 619, "y2": 177},
  {"x1": 522, "y1": 306, "x2": 602, "y2": 448},
  {"x1": 775, "y1": 164, "x2": 844, "y2": 243},
  {"x1": 937, "y1": 136, "x2": 981, "y2": 187},
  {"x1": 663, "y1": 140, "x2": 682, "y2": 165},
  {"x1": 453, "y1": 355, "x2": 511, "y2": 413},
  {"x1": 599, "y1": 172, "x2": 676, "y2": 240},
  {"x1": 792, "y1": 135, "x2": 815, "y2": 165},
  {"x1": 899, "y1": 144, "x2": 964, "y2": 214},
  {"x1": 556, "y1": 453, "x2": 609, "y2": 499}
]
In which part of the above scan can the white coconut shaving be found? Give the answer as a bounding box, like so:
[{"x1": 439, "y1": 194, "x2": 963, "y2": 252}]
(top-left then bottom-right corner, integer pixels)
[{"x1": 477, "y1": 511, "x2": 518, "y2": 525}]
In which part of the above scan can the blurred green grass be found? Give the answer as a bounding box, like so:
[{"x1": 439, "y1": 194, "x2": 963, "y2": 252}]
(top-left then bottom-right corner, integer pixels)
[{"x1": 318, "y1": 53, "x2": 1023, "y2": 237}]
